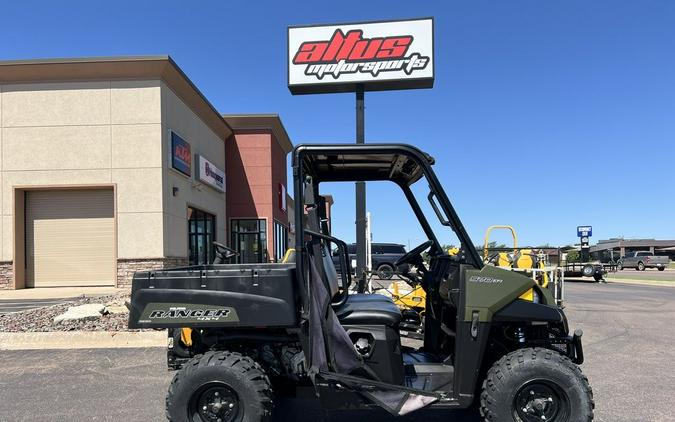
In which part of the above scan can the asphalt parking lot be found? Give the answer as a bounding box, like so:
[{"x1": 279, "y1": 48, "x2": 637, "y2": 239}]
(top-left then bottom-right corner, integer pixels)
[{"x1": 1, "y1": 281, "x2": 674, "y2": 422}]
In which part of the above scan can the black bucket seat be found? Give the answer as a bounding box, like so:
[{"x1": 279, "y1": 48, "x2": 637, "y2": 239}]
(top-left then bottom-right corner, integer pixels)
[{"x1": 321, "y1": 246, "x2": 402, "y2": 327}]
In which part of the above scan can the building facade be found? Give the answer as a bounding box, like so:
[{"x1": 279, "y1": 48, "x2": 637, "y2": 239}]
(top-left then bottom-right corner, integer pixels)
[
  {"x1": 223, "y1": 115, "x2": 292, "y2": 264},
  {"x1": 0, "y1": 57, "x2": 292, "y2": 289},
  {"x1": 590, "y1": 238, "x2": 675, "y2": 262}
]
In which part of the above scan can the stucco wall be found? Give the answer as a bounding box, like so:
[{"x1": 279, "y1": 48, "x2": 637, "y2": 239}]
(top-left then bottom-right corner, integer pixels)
[
  {"x1": 160, "y1": 82, "x2": 226, "y2": 260},
  {"x1": 0, "y1": 80, "x2": 165, "y2": 265}
]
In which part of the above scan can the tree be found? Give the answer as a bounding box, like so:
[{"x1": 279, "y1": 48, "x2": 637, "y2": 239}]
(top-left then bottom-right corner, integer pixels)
[{"x1": 566, "y1": 249, "x2": 581, "y2": 263}]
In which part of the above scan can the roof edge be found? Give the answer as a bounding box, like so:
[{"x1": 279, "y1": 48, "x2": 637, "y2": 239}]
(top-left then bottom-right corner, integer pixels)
[
  {"x1": 0, "y1": 55, "x2": 233, "y2": 141},
  {"x1": 222, "y1": 114, "x2": 293, "y2": 153}
]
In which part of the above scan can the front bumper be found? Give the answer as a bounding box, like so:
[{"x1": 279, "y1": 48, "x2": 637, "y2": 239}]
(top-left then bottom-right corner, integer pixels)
[{"x1": 567, "y1": 329, "x2": 584, "y2": 364}]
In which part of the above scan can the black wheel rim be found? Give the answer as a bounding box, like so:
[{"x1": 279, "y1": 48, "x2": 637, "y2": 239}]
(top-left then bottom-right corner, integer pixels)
[
  {"x1": 189, "y1": 383, "x2": 241, "y2": 422},
  {"x1": 514, "y1": 380, "x2": 570, "y2": 422},
  {"x1": 379, "y1": 266, "x2": 393, "y2": 279}
]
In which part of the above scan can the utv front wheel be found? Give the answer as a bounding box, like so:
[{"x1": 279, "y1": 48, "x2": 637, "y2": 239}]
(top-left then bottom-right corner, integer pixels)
[
  {"x1": 166, "y1": 351, "x2": 273, "y2": 422},
  {"x1": 480, "y1": 348, "x2": 593, "y2": 422}
]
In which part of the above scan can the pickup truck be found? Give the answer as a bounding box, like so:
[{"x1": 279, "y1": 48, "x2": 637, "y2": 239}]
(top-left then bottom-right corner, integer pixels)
[
  {"x1": 619, "y1": 251, "x2": 670, "y2": 271},
  {"x1": 332, "y1": 243, "x2": 408, "y2": 279}
]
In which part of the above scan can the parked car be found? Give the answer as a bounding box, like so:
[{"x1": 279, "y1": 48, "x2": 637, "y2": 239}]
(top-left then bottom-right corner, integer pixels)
[
  {"x1": 619, "y1": 251, "x2": 670, "y2": 271},
  {"x1": 332, "y1": 243, "x2": 408, "y2": 279}
]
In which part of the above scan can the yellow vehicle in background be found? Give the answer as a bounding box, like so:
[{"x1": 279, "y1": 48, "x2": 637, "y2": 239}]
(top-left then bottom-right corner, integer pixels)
[
  {"x1": 381, "y1": 246, "x2": 460, "y2": 339},
  {"x1": 483, "y1": 225, "x2": 564, "y2": 306}
]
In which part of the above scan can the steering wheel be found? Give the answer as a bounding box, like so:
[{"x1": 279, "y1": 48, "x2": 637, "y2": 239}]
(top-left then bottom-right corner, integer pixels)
[
  {"x1": 213, "y1": 242, "x2": 238, "y2": 260},
  {"x1": 395, "y1": 240, "x2": 434, "y2": 267}
]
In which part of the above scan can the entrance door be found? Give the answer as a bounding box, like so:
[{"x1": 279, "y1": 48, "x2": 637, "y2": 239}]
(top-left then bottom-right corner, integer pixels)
[
  {"x1": 188, "y1": 207, "x2": 216, "y2": 265},
  {"x1": 231, "y1": 219, "x2": 267, "y2": 263},
  {"x1": 25, "y1": 189, "x2": 115, "y2": 287}
]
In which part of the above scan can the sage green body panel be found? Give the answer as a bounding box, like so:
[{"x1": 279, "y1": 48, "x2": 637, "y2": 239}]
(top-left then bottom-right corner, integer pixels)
[{"x1": 463, "y1": 265, "x2": 540, "y2": 322}]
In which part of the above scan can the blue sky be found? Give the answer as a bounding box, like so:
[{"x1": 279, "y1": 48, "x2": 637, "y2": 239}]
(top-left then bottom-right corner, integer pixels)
[{"x1": 1, "y1": 1, "x2": 673, "y2": 247}]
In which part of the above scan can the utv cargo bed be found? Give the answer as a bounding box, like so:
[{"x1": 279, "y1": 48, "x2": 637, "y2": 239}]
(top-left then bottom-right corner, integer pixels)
[{"x1": 128, "y1": 264, "x2": 298, "y2": 329}]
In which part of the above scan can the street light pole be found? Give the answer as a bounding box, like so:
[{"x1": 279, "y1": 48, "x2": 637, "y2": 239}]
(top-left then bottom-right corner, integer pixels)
[{"x1": 355, "y1": 85, "x2": 367, "y2": 292}]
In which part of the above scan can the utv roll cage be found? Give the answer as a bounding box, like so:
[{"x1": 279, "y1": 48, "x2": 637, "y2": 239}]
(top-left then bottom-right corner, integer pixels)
[{"x1": 292, "y1": 143, "x2": 483, "y2": 286}]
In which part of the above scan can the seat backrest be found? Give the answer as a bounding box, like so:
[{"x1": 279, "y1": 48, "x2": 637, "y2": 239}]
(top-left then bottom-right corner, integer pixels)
[{"x1": 322, "y1": 244, "x2": 340, "y2": 298}]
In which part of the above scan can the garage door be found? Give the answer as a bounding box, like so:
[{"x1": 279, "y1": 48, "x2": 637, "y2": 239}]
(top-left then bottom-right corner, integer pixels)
[{"x1": 26, "y1": 189, "x2": 115, "y2": 287}]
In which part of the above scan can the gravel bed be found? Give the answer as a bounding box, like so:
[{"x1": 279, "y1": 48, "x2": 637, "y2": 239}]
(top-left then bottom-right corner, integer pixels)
[{"x1": 0, "y1": 293, "x2": 142, "y2": 332}]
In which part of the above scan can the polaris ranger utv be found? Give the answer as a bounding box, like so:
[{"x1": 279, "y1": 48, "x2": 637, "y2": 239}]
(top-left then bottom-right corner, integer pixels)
[{"x1": 128, "y1": 144, "x2": 593, "y2": 422}]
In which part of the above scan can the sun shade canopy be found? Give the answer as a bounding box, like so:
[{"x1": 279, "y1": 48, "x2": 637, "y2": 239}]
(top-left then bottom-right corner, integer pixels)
[{"x1": 293, "y1": 144, "x2": 435, "y2": 186}]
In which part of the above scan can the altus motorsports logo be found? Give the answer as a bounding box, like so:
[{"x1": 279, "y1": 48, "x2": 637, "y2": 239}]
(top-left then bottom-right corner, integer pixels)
[{"x1": 292, "y1": 29, "x2": 430, "y2": 80}]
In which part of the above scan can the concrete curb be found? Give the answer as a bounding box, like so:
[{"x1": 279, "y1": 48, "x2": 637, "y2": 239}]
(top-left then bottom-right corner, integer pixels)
[
  {"x1": 605, "y1": 278, "x2": 675, "y2": 287},
  {"x1": 0, "y1": 330, "x2": 166, "y2": 350}
]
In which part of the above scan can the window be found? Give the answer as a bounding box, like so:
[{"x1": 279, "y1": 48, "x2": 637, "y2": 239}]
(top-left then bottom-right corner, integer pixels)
[
  {"x1": 381, "y1": 245, "x2": 406, "y2": 254},
  {"x1": 274, "y1": 221, "x2": 289, "y2": 262},
  {"x1": 231, "y1": 219, "x2": 267, "y2": 263},
  {"x1": 188, "y1": 207, "x2": 216, "y2": 265}
]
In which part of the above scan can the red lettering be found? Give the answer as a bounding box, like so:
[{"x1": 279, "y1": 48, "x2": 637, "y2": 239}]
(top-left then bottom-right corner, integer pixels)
[
  {"x1": 175, "y1": 145, "x2": 191, "y2": 164},
  {"x1": 348, "y1": 38, "x2": 382, "y2": 61},
  {"x1": 376, "y1": 36, "x2": 412, "y2": 59},
  {"x1": 321, "y1": 29, "x2": 345, "y2": 62},
  {"x1": 335, "y1": 30, "x2": 363, "y2": 61},
  {"x1": 294, "y1": 30, "x2": 415, "y2": 64},
  {"x1": 293, "y1": 42, "x2": 328, "y2": 64}
]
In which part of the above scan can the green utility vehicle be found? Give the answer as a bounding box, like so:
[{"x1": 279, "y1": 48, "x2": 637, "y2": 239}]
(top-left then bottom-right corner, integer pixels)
[{"x1": 128, "y1": 144, "x2": 593, "y2": 422}]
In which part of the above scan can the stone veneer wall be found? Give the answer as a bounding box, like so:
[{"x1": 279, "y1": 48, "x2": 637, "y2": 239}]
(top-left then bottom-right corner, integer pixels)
[
  {"x1": 0, "y1": 262, "x2": 12, "y2": 289},
  {"x1": 117, "y1": 257, "x2": 188, "y2": 288}
]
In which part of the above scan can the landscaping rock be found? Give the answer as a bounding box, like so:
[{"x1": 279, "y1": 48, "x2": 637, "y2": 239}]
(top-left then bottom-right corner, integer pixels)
[
  {"x1": 53, "y1": 304, "x2": 106, "y2": 324},
  {"x1": 104, "y1": 305, "x2": 128, "y2": 315},
  {"x1": 0, "y1": 292, "x2": 137, "y2": 332}
]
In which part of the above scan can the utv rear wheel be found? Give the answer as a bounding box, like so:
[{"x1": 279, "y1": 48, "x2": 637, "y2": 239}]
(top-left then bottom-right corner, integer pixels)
[
  {"x1": 480, "y1": 348, "x2": 593, "y2": 422},
  {"x1": 377, "y1": 264, "x2": 395, "y2": 279},
  {"x1": 166, "y1": 351, "x2": 273, "y2": 422}
]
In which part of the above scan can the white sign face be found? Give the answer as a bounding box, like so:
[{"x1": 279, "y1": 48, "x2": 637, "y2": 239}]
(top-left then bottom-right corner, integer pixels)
[
  {"x1": 197, "y1": 156, "x2": 225, "y2": 192},
  {"x1": 288, "y1": 18, "x2": 434, "y2": 94}
]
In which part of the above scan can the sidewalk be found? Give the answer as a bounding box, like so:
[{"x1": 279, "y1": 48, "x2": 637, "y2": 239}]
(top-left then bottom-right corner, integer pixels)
[
  {"x1": 0, "y1": 331, "x2": 166, "y2": 350},
  {"x1": 0, "y1": 286, "x2": 125, "y2": 300},
  {"x1": 605, "y1": 278, "x2": 675, "y2": 287}
]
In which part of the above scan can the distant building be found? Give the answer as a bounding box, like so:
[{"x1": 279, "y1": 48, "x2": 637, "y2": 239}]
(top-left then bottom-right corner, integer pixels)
[{"x1": 590, "y1": 238, "x2": 675, "y2": 262}]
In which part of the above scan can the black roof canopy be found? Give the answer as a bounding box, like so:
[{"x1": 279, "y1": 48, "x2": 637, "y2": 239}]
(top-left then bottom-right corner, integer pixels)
[{"x1": 293, "y1": 143, "x2": 435, "y2": 186}]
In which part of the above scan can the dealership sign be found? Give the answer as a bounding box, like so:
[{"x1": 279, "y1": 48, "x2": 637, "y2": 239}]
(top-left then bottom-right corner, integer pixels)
[
  {"x1": 288, "y1": 18, "x2": 434, "y2": 94},
  {"x1": 577, "y1": 226, "x2": 592, "y2": 237},
  {"x1": 198, "y1": 156, "x2": 225, "y2": 192},
  {"x1": 171, "y1": 132, "x2": 192, "y2": 176}
]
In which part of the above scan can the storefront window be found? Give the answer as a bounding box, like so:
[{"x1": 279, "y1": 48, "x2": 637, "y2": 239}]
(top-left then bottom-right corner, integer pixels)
[
  {"x1": 231, "y1": 219, "x2": 267, "y2": 263},
  {"x1": 274, "y1": 221, "x2": 289, "y2": 262},
  {"x1": 188, "y1": 207, "x2": 216, "y2": 265}
]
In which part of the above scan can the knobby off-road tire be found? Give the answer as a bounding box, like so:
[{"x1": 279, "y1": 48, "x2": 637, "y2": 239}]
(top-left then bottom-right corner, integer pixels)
[
  {"x1": 166, "y1": 351, "x2": 273, "y2": 422},
  {"x1": 480, "y1": 348, "x2": 594, "y2": 422}
]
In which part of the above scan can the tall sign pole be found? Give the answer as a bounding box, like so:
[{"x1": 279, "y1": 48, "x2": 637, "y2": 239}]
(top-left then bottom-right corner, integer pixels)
[
  {"x1": 577, "y1": 225, "x2": 592, "y2": 262},
  {"x1": 355, "y1": 86, "x2": 367, "y2": 291},
  {"x1": 288, "y1": 18, "x2": 434, "y2": 288}
]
